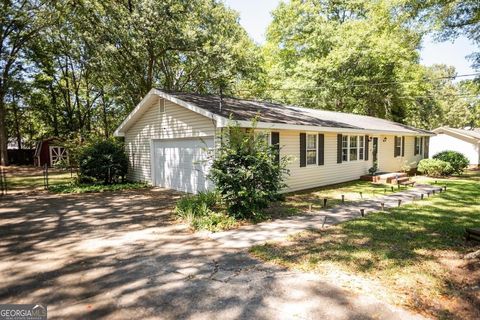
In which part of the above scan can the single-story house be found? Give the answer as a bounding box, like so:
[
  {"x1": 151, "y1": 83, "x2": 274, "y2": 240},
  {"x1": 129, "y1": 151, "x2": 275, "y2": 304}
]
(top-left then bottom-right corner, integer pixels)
[
  {"x1": 429, "y1": 127, "x2": 480, "y2": 166},
  {"x1": 114, "y1": 89, "x2": 433, "y2": 194}
]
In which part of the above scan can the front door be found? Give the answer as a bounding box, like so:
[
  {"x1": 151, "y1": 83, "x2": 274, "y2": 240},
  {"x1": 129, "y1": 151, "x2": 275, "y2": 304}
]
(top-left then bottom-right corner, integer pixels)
[{"x1": 372, "y1": 137, "x2": 379, "y2": 163}]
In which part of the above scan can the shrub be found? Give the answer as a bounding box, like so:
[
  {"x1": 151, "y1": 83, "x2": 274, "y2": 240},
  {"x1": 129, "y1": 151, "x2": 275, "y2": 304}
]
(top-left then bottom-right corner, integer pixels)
[
  {"x1": 78, "y1": 139, "x2": 128, "y2": 184},
  {"x1": 208, "y1": 121, "x2": 289, "y2": 219},
  {"x1": 174, "y1": 191, "x2": 235, "y2": 231},
  {"x1": 417, "y1": 159, "x2": 454, "y2": 177},
  {"x1": 433, "y1": 150, "x2": 469, "y2": 174},
  {"x1": 368, "y1": 162, "x2": 378, "y2": 175}
]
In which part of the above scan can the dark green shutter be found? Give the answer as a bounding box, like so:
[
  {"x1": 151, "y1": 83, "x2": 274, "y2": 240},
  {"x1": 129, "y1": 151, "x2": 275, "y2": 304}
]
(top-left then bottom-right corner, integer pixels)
[
  {"x1": 424, "y1": 136, "x2": 430, "y2": 158},
  {"x1": 401, "y1": 136, "x2": 405, "y2": 157},
  {"x1": 318, "y1": 134, "x2": 324, "y2": 165},
  {"x1": 271, "y1": 132, "x2": 280, "y2": 164},
  {"x1": 414, "y1": 137, "x2": 418, "y2": 155},
  {"x1": 337, "y1": 134, "x2": 342, "y2": 163},
  {"x1": 394, "y1": 136, "x2": 398, "y2": 157},
  {"x1": 300, "y1": 133, "x2": 306, "y2": 167},
  {"x1": 365, "y1": 135, "x2": 369, "y2": 161}
]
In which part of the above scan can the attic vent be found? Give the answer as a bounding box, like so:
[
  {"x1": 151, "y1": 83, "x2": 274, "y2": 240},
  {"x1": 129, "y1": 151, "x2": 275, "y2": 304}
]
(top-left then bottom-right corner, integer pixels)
[{"x1": 159, "y1": 99, "x2": 165, "y2": 113}]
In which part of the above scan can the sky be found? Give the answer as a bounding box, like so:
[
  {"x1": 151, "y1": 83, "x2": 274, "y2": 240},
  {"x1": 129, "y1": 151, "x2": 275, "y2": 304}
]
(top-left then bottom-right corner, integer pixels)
[{"x1": 223, "y1": 0, "x2": 477, "y2": 76}]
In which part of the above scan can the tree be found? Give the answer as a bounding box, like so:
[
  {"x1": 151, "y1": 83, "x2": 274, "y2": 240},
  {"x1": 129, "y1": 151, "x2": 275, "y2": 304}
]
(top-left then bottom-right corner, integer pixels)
[
  {"x1": 0, "y1": 0, "x2": 53, "y2": 165},
  {"x1": 405, "y1": 0, "x2": 480, "y2": 71},
  {"x1": 262, "y1": 0, "x2": 428, "y2": 123},
  {"x1": 11, "y1": 0, "x2": 261, "y2": 153}
]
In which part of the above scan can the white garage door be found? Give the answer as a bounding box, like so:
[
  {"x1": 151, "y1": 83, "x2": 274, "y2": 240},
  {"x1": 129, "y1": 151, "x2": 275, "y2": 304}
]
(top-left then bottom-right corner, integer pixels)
[{"x1": 151, "y1": 137, "x2": 214, "y2": 193}]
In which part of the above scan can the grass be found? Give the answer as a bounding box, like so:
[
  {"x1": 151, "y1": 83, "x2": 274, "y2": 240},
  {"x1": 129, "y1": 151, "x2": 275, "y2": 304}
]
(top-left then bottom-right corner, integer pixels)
[
  {"x1": 251, "y1": 170, "x2": 480, "y2": 319},
  {"x1": 270, "y1": 179, "x2": 408, "y2": 217},
  {"x1": 6, "y1": 170, "x2": 75, "y2": 190},
  {"x1": 174, "y1": 191, "x2": 237, "y2": 232},
  {"x1": 48, "y1": 182, "x2": 149, "y2": 193}
]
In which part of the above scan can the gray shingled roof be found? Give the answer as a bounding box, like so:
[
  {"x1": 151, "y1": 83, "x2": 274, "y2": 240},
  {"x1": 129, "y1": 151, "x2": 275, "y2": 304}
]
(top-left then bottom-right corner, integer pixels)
[
  {"x1": 163, "y1": 91, "x2": 432, "y2": 135},
  {"x1": 434, "y1": 127, "x2": 480, "y2": 140}
]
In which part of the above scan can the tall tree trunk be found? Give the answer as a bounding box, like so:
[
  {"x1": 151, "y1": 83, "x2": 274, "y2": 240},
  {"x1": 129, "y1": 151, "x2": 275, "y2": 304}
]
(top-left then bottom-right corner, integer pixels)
[
  {"x1": 12, "y1": 96, "x2": 22, "y2": 150},
  {"x1": 0, "y1": 92, "x2": 8, "y2": 165},
  {"x1": 101, "y1": 91, "x2": 109, "y2": 138}
]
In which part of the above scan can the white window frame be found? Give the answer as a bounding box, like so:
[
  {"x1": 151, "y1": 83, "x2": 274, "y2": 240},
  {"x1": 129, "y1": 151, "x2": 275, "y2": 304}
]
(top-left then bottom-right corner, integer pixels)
[
  {"x1": 395, "y1": 136, "x2": 402, "y2": 157},
  {"x1": 349, "y1": 136, "x2": 358, "y2": 161},
  {"x1": 342, "y1": 135, "x2": 364, "y2": 162},
  {"x1": 414, "y1": 137, "x2": 423, "y2": 155},
  {"x1": 306, "y1": 133, "x2": 317, "y2": 165},
  {"x1": 359, "y1": 135, "x2": 365, "y2": 160},
  {"x1": 342, "y1": 135, "x2": 348, "y2": 162}
]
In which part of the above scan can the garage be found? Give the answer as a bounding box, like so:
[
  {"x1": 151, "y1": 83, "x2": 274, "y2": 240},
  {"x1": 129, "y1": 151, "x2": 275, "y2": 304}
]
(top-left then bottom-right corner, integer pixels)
[{"x1": 151, "y1": 137, "x2": 214, "y2": 193}]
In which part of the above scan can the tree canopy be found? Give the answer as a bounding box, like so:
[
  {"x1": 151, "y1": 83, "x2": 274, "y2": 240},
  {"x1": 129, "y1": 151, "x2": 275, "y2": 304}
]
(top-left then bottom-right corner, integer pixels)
[{"x1": 0, "y1": 0, "x2": 478, "y2": 165}]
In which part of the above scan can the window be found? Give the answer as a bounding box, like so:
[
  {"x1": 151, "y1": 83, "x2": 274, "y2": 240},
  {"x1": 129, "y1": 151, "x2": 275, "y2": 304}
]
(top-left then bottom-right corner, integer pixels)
[
  {"x1": 341, "y1": 135, "x2": 365, "y2": 162},
  {"x1": 342, "y1": 135, "x2": 348, "y2": 161},
  {"x1": 359, "y1": 136, "x2": 365, "y2": 160},
  {"x1": 306, "y1": 134, "x2": 317, "y2": 165},
  {"x1": 349, "y1": 136, "x2": 358, "y2": 161},
  {"x1": 415, "y1": 137, "x2": 423, "y2": 155},
  {"x1": 395, "y1": 136, "x2": 402, "y2": 157}
]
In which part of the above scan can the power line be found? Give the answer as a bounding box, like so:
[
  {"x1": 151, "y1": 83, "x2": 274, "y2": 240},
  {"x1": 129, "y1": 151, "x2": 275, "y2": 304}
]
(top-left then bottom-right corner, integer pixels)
[{"x1": 236, "y1": 72, "x2": 480, "y2": 92}]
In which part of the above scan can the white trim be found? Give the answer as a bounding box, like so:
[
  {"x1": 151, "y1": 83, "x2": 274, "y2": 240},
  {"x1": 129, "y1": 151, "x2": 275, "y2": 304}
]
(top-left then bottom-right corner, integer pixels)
[
  {"x1": 223, "y1": 120, "x2": 434, "y2": 136},
  {"x1": 149, "y1": 139, "x2": 155, "y2": 186},
  {"x1": 432, "y1": 127, "x2": 479, "y2": 143},
  {"x1": 305, "y1": 133, "x2": 317, "y2": 166}
]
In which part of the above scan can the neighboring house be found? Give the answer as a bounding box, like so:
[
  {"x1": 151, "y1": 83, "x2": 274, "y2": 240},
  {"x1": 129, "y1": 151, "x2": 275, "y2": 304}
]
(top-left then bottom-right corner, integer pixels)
[
  {"x1": 114, "y1": 89, "x2": 433, "y2": 194},
  {"x1": 430, "y1": 127, "x2": 480, "y2": 166}
]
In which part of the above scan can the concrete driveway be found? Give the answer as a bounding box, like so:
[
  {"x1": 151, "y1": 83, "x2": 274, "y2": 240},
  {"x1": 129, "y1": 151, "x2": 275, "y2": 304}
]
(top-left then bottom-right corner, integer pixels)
[{"x1": 0, "y1": 189, "x2": 424, "y2": 320}]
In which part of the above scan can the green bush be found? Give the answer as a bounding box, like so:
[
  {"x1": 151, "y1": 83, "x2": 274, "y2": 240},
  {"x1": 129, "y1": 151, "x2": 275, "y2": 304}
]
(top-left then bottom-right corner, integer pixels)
[
  {"x1": 174, "y1": 191, "x2": 235, "y2": 231},
  {"x1": 208, "y1": 122, "x2": 289, "y2": 219},
  {"x1": 417, "y1": 159, "x2": 454, "y2": 177},
  {"x1": 78, "y1": 139, "x2": 128, "y2": 184},
  {"x1": 433, "y1": 150, "x2": 469, "y2": 174}
]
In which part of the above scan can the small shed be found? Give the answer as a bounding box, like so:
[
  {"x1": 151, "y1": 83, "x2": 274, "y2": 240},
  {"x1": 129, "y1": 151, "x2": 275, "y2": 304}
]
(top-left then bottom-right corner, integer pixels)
[{"x1": 34, "y1": 137, "x2": 69, "y2": 167}]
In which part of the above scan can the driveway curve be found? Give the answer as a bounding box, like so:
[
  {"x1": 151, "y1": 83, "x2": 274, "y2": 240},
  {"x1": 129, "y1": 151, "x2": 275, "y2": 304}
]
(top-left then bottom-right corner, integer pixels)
[{"x1": 0, "y1": 189, "x2": 425, "y2": 320}]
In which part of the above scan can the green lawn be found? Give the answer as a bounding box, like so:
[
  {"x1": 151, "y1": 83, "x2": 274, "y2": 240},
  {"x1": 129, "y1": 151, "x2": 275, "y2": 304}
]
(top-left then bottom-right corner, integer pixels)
[
  {"x1": 6, "y1": 169, "x2": 75, "y2": 190},
  {"x1": 3, "y1": 166, "x2": 148, "y2": 194},
  {"x1": 269, "y1": 179, "x2": 409, "y2": 217},
  {"x1": 251, "y1": 171, "x2": 480, "y2": 319}
]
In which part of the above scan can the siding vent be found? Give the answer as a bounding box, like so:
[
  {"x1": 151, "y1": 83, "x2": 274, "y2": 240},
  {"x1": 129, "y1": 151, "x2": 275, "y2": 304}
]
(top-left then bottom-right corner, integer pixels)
[{"x1": 159, "y1": 99, "x2": 166, "y2": 113}]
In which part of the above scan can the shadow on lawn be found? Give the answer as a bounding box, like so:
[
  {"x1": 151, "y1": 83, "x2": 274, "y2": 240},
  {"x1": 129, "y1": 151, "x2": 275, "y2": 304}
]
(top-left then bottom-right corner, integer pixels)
[
  {"x1": 252, "y1": 173, "x2": 480, "y2": 319},
  {"x1": 0, "y1": 189, "x2": 387, "y2": 320}
]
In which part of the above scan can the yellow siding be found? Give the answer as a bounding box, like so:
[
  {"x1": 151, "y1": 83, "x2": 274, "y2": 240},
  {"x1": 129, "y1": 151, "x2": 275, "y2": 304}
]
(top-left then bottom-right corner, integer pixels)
[
  {"x1": 123, "y1": 99, "x2": 427, "y2": 191},
  {"x1": 124, "y1": 99, "x2": 215, "y2": 183},
  {"x1": 376, "y1": 135, "x2": 425, "y2": 172},
  {"x1": 279, "y1": 131, "x2": 373, "y2": 192}
]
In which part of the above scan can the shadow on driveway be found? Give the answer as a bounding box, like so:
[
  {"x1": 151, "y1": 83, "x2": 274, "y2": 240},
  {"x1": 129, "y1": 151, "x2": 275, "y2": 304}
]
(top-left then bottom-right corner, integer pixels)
[{"x1": 0, "y1": 189, "x2": 423, "y2": 319}]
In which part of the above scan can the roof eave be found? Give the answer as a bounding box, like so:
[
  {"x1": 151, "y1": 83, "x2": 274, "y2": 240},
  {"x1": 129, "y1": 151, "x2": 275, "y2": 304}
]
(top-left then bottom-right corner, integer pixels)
[{"x1": 221, "y1": 120, "x2": 434, "y2": 136}]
